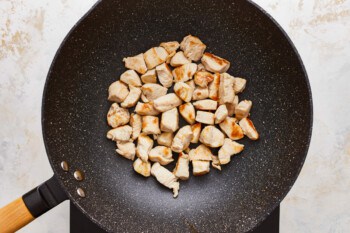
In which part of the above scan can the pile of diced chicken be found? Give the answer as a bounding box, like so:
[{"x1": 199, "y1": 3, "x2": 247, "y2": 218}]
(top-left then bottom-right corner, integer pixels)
[{"x1": 106, "y1": 35, "x2": 259, "y2": 198}]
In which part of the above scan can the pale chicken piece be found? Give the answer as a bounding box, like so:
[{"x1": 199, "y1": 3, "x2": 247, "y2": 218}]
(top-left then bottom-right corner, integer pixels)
[
  {"x1": 233, "y1": 77, "x2": 247, "y2": 94},
  {"x1": 173, "y1": 152, "x2": 190, "y2": 180},
  {"x1": 194, "y1": 71, "x2": 214, "y2": 87},
  {"x1": 123, "y1": 53, "x2": 147, "y2": 74},
  {"x1": 208, "y1": 73, "x2": 220, "y2": 101},
  {"x1": 179, "y1": 103, "x2": 196, "y2": 124},
  {"x1": 140, "y1": 69, "x2": 157, "y2": 84},
  {"x1": 143, "y1": 47, "x2": 168, "y2": 69},
  {"x1": 107, "y1": 103, "x2": 130, "y2": 128},
  {"x1": 219, "y1": 73, "x2": 235, "y2": 105},
  {"x1": 160, "y1": 108, "x2": 179, "y2": 133},
  {"x1": 130, "y1": 113, "x2": 142, "y2": 140},
  {"x1": 165, "y1": 51, "x2": 176, "y2": 64},
  {"x1": 171, "y1": 125, "x2": 193, "y2": 153},
  {"x1": 151, "y1": 163, "x2": 180, "y2": 198},
  {"x1": 197, "y1": 63, "x2": 206, "y2": 71},
  {"x1": 133, "y1": 158, "x2": 151, "y2": 177},
  {"x1": 193, "y1": 99, "x2": 218, "y2": 111},
  {"x1": 192, "y1": 86, "x2": 209, "y2": 100},
  {"x1": 226, "y1": 95, "x2": 239, "y2": 117},
  {"x1": 192, "y1": 160, "x2": 210, "y2": 176},
  {"x1": 156, "y1": 63, "x2": 173, "y2": 88},
  {"x1": 174, "y1": 82, "x2": 193, "y2": 103},
  {"x1": 135, "y1": 102, "x2": 160, "y2": 116},
  {"x1": 136, "y1": 134, "x2": 153, "y2": 162},
  {"x1": 239, "y1": 117, "x2": 259, "y2": 140},
  {"x1": 180, "y1": 35, "x2": 206, "y2": 61},
  {"x1": 218, "y1": 138, "x2": 244, "y2": 165},
  {"x1": 170, "y1": 51, "x2": 191, "y2": 67},
  {"x1": 157, "y1": 132, "x2": 174, "y2": 147},
  {"x1": 199, "y1": 125, "x2": 225, "y2": 148},
  {"x1": 201, "y1": 52, "x2": 230, "y2": 73},
  {"x1": 219, "y1": 117, "x2": 244, "y2": 140},
  {"x1": 185, "y1": 80, "x2": 195, "y2": 90},
  {"x1": 153, "y1": 93, "x2": 182, "y2": 112},
  {"x1": 195, "y1": 111, "x2": 214, "y2": 125},
  {"x1": 108, "y1": 81, "x2": 129, "y2": 103},
  {"x1": 190, "y1": 123, "x2": 201, "y2": 143},
  {"x1": 172, "y1": 63, "x2": 197, "y2": 83},
  {"x1": 142, "y1": 116, "x2": 161, "y2": 135},
  {"x1": 121, "y1": 85, "x2": 141, "y2": 108},
  {"x1": 189, "y1": 144, "x2": 212, "y2": 161},
  {"x1": 214, "y1": 105, "x2": 228, "y2": 124},
  {"x1": 141, "y1": 83, "x2": 168, "y2": 102},
  {"x1": 116, "y1": 141, "x2": 136, "y2": 160},
  {"x1": 235, "y1": 100, "x2": 252, "y2": 120},
  {"x1": 149, "y1": 146, "x2": 174, "y2": 165},
  {"x1": 141, "y1": 93, "x2": 149, "y2": 103},
  {"x1": 120, "y1": 70, "x2": 142, "y2": 87},
  {"x1": 106, "y1": 125, "x2": 132, "y2": 142},
  {"x1": 211, "y1": 155, "x2": 221, "y2": 171},
  {"x1": 160, "y1": 41, "x2": 180, "y2": 54}
]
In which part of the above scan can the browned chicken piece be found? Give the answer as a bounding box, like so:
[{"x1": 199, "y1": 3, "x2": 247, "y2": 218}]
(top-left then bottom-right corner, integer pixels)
[
  {"x1": 185, "y1": 79, "x2": 195, "y2": 90},
  {"x1": 219, "y1": 73, "x2": 235, "y2": 105},
  {"x1": 107, "y1": 103, "x2": 130, "y2": 128},
  {"x1": 116, "y1": 141, "x2": 136, "y2": 161},
  {"x1": 141, "y1": 69, "x2": 157, "y2": 84},
  {"x1": 170, "y1": 51, "x2": 191, "y2": 67},
  {"x1": 106, "y1": 125, "x2": 132, "y2": 142},
  {"x1": 189, "y1": 144, "x2": 212, "y2": 161},
  {"x1": 211, "y1": 155, "x2": 221, "y2": 171},
  {"x1": 156, "y1": 63, "x2": 173, "y2": 88},
  {"x1": 192, "y1": 160, "x2": 210, "y2": 176},
  {"x1": 174, "y1": 82, "x2": 193, "y2": 103},
  {"x1": 235, "y1": 100, "x2": 252, "y2": 120},
  {"x1": 133, "y1": 158, "x2": 151, "y2": 177},
  {"x1": 197, "y1": 63, "x2": 206, "y2": 71},
  {"x1": 142, "y1": 116, "x2": 161, "y2": 135},
  {"x1": 172, "y1": 63, "x2": 197, "y2": 82},
  {"x1": 195, "y1": 111, "x2": 214, "y2": 125},
  {"x1": 123, "y1": 53, "x2": 147, "y2": 74},
  {"x1": 135, "y1": 102, "x2": 160, "y2": 116},
  {"x1": 193, "y1": 99, "x2": 218, "y2": 111},
  {"x1": 239, "y1": 117, "x2": 259, "y2": 140},
  {"x1": 166, "y1": 51, "x2": 176, "y2": 64},
  {"x1": 233, "y1": 77, "x2": 247, "y2": 94},
  {"x1": 149, "y1": 146, "x2": 174, "y2": 165},
  {"x1": 226, "y1": 95, "x2": 239, "y2": 117},
  {"x1": 141, "y1": 93, "x2": 149, "y2": 103},
  {"x1": 218, "y1": 138, "x2": 244, "y2": 165},
  {"x1": 143, "y1": 47, "x2": 168, "y2": 69},
  {"x1": 173, "y1": 152, "x2": 190, "y2": 180},
  {"x1": 192, "y1": 86, "x2": 209, "y2": 100},
  {"x1": 180, "y1": 35, "x2": 206, "y2": 61},
  {"x1": 136, "y1": 133, "x2": 153, "y2": 162},
  {"x1": 201, "y1": 52, "x2": 230, "y2": 73},
  {"x1": 208, "y1": 73, "x2": 220, "y2": 101},
  {"x1": 219, "y1": 117, "x2": 244, "y2": 140},
  {"x1": 190, "y1": 123, "x2": 202, "y2": 143},
  {"x1": 171, "y1": 125, "x2": 193, "y2": 153},
  {"x1": 121, "y1": 85, "x2": 141, "y2": 108},
  {"x1": 160, "y1": 41, "x2": 180, "y2": 54},
  {"x1": 141, "y1": 83, "x2": 168, "y2": 102},
  {"x1": 157, "y1": 132, "x2": 174, "y2": 147},
  {"x1": 214, "y1": 105, "x2": 228, "y2": 124},
  {"x1": 199, "y1": 125, "x2": 225, "y2": 148},
  {"x1": 160, "y1": 108, "x2": 179, "y2": 132},
  {"x1": 108, "y1": 81, "x2": 129, "y2": 103},
  {"x1": 151, "y1": 162, "x2": 180, "y2": 198},
  {"x1": 179, "y1": 102, "x2": 196, "y2": 124},
  {"x1": 194, "y1": 71, "x2": 214, "y2": 87},
  {"x1": 130, "y1": 113, "x2": 142, "y2": 140},
  {"x1": 120, "y1": 70, "x2": 142, "y2": 87},
  {"x1": 153, "y1": 93, "x2": 182, "y2": 112}
]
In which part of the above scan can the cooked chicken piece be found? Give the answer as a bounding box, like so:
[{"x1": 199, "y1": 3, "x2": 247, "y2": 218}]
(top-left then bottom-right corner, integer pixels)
[
  {"x1": 120, "y1": 70, "x2": 142, "y2": 87},
  {"x1": 149, "y1": 146, "x2": 174, "y2": 165},
  {"x1": 142, "y1": 116, "x2": 160, "y2": 135},
  {"x1": 226, "y1": 95, "x2": 239, "y2": 117},
  {"x1": 180, "y1": 35, "x2": 206, "y2": 61},
  {"x1": 208, "y1": 73, "x2": 220, "y2": 101},
  {"x1": 170, "y1": 51, "x2": 191, "y2": 67},
  {"x1": 133, "y1": 158, "x2": 151, "y2": 177},
  {"x1": 192, "y1": 160, "x2": 210, "y2": 176},
  {"x1": 156, "y1": 63, "x2": 173, "y2": 88},
  {"x1": 108, "y1": 81, "x2": 129, "y2": 103},
  {"x1": 201, "y1": 52, "x2": 230, "y2": 73},
  {"x1": 189, "y1": 144, "x2": 212, "y2": 161},
  {"x1": 185, "y1": 79, "x2": 195, "y2": 90},
  {"x1": 160, "y1": 41, "x2": 180, "y2": 54},
  {"x1": 192, "y1": 86, "x2": 209, "y2": 100},
  {"x1": 141, "y1": 93, "x2": 149, "y2": 103},
  {"x1": 173, "y1": 152, "x2": 190, "y2": 180},
  {"x1": 235, "y1": 100, "x2": 252, "y2": 120},
  {"x1": 197, "y1": 63, "x2": 206, "y2": 71},
  {"x1": 214, "y1": 105, "x2": 228, "y2": 124},
  {"x1": 199, "y1": 125, "x2": 225, "y2": 147},
  {"x1": 219, "y1": 73, "x2": 235, "y2": 105},
  {"x1": 171, "y1": 125, "x2": 193, "y2": 153},
  {"x1": 179, "y1": 103, "x2": 196, "y2": 124},
  {"x1": 107, "y1": 103, "x2": 130, "y2": 128},
  {"x1": 135, "y1": 102, "x2": 160, "y2": 116},
  {"x1": 195, "y1": 111, "x2": 214, "y2": 125},
  {"x1": 165, "y1": 51, "x2": 176, "y2": 64},
  {"x1": 239, "y1": 117, "x2": 259, "y2": 140},
  {"x1": 136, "y1": 134, "x2": 153, "y2": 162},
  {"x1": 153, "y1": 93, "x2": 182, "y2": 112},
  {"x1": 194, "y1": 71, "x2": 214, "y2": 87},
  {"x1": 123, "y1": 53, "x2": 147, "y2": 74},
  {"x1": 218, "y1": 138, "x2": 244, "y2": 165},
  {"x1": 174, "y1": 82, "x2": 193, "y2": 102},
  {"x1": 193, "y1": 99, "x2": 218, "y2": 111},
  {"x1": 151, "y1": 162, "x2": 180, "y2": 198},
  {"x1": 141, "y1": 83, "x2": 168, "y2": 102},
  {"x1": 190, "y1": 123, "x2": 201, "y2": 143},
  {"x1": 121, "y1": 85, "x2": 141, "y2": 108},
  {"x1": 157, "y1": 132, "x2": 174, "y2": 147},
  {"x1": 172, "y1": 63, "x2": 197, "y2": 82},
  {"x1": 106, "y1": 125, "x2": 132, "y2": 142},
  {"x1": 141, "y1": 69, "x2": 157, "y2": 84},
  {"x1": 116, "y1": 141, "x2": 136, "y2": 160},
  {"x1": 160, "y1": 108, "x2": 179, "y2": 132},
  {"x1": 211, "y1": 155, "x2": 221, "y2": 171},
  {"x1": 219, "y1": 117, "x2": 244, "y2": 140},
  {"x1": 233, "y1": 77, "x2": 247, "y2": 94},
  {"x1": 130, "y1": 113, "x2": 142, "y2": 140},
  {"x1": 143, "y1": 47, "x2": 168, "y2": 69}
]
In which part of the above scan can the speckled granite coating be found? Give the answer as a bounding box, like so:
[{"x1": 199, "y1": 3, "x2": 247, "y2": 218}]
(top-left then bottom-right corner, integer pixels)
[{"x1": 42, "y1": 0, "x2": 312, "y2": 232}]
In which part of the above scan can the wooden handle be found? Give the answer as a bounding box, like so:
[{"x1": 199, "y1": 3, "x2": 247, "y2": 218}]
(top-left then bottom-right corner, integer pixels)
[{"x1": 0, "y1": 197, "x2": 34, "y2": 233}]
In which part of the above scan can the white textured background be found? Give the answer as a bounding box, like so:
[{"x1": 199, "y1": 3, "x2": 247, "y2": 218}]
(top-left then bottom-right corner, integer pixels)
[{"x1": 0, "y1": 0, "x2": 349, "y2": 232}]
